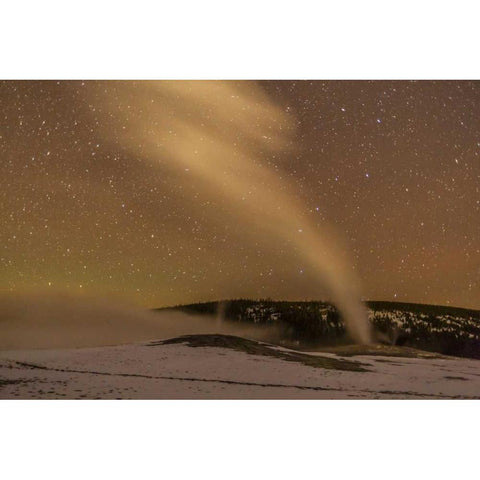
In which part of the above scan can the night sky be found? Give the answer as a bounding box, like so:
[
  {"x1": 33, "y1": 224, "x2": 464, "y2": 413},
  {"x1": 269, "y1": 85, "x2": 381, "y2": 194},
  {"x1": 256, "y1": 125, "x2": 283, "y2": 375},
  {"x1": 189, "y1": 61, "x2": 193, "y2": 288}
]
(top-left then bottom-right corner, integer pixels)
[{"x1": 1, "y1": 80, "x2": 479, "y2": 310}]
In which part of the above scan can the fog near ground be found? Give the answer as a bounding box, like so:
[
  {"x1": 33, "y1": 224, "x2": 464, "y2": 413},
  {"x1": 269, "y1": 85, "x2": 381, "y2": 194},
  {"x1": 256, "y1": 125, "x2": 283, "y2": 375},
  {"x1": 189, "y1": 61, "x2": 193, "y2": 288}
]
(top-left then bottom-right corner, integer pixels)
[{"x1": 0, "y1": 292, "x2": 275, "y2": 350}]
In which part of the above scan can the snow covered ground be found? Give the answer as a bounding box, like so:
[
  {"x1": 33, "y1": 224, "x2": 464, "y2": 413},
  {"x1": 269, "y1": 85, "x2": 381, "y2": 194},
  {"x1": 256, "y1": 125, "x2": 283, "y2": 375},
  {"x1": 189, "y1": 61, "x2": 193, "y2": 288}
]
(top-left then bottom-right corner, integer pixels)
[{"x1": 1, "y1": 335, "x2": 479, "y2": 399}]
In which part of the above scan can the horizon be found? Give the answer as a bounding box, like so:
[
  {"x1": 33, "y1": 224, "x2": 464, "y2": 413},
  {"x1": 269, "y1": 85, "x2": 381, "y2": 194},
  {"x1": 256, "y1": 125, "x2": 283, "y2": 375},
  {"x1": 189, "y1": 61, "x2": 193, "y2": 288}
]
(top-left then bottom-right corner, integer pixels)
[{"x1": 154, "y1": 297, "x2": 480, "y2": 313}]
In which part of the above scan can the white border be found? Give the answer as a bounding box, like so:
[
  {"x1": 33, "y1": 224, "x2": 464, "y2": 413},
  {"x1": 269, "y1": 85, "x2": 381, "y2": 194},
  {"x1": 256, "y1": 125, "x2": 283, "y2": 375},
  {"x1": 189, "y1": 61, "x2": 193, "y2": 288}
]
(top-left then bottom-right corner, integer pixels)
[
  {"x1": 1, "y1": 1, "x2": 479, "y2": 79},
  {"x1": 1, "y1": 400, "x2": 479, "y2": 479}
]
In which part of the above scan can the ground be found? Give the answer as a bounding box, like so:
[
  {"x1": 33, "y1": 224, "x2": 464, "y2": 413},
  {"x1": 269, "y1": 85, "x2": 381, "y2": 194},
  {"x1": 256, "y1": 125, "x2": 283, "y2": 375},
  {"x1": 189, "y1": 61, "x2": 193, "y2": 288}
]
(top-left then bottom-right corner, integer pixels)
[{"x1": 1, "y1": 334, "x2": 479, "y2": 399}]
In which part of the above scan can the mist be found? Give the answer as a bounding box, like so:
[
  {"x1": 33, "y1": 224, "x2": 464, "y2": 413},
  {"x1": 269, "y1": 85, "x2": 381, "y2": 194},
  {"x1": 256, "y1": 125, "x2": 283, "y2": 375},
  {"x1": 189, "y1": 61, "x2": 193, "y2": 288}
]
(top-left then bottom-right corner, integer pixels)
[{"x1": 0, "y1": 292, "x2": 280, "y2": 350}]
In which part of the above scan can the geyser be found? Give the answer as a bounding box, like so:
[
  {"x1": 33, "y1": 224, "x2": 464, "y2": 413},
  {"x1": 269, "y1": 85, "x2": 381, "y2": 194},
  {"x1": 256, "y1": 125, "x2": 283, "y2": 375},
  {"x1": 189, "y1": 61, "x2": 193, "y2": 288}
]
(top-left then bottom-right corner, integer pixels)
[{"x1": 89, "y1": 81, "x2": 372, "y2": 344}]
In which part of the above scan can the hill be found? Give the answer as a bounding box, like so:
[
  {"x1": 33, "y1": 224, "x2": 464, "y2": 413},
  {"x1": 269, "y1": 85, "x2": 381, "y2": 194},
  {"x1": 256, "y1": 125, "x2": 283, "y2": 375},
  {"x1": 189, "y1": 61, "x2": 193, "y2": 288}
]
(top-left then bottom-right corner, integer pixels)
[{"x1": 155, "y1": 299, "x2": 480, "y2": 359}]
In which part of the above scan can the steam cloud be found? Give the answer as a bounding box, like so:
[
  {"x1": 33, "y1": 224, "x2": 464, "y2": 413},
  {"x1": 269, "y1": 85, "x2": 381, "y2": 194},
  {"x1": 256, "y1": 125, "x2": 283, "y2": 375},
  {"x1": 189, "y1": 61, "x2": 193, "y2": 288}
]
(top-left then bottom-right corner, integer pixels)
[{"x1": 89, "y1": 81, "x2": 372, "y2": 344}]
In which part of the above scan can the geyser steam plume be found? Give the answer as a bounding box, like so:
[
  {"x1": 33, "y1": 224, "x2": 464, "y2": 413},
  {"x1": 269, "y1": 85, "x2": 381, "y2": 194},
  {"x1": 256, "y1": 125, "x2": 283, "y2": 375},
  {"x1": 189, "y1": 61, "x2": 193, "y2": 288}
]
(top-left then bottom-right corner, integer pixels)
[{"x1": 90, "y1": 81, "x2": 372, "y2": 344}]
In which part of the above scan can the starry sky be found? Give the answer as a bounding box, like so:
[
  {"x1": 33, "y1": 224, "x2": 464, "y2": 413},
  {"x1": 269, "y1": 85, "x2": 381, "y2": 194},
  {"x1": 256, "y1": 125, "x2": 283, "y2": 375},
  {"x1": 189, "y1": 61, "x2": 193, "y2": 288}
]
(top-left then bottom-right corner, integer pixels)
[{"x1": 1, "y1": 80, "x2": 479, "y2": 310}]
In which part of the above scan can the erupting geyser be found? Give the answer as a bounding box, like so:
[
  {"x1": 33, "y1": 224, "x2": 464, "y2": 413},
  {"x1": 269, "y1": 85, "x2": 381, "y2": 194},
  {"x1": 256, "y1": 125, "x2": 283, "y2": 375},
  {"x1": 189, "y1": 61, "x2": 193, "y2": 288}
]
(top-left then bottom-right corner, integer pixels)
[{"x1": 90, "y1": 81, "x2": 372, "y2": 344}]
